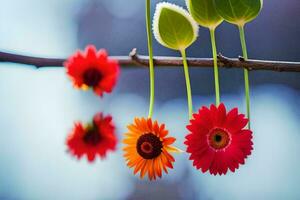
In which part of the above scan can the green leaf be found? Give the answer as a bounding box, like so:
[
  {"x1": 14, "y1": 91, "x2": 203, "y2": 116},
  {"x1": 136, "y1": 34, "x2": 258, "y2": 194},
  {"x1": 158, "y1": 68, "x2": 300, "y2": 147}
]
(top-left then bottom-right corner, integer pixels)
[
  {"x1": 186, "y1": 0, "x2": 223, "y2": 29},
  {"x1": 153, "y1": 2, "x2": 199, "y2": 51},
  {"x1": 213, "y1": 0, "x2": 263, "y2": 26}
]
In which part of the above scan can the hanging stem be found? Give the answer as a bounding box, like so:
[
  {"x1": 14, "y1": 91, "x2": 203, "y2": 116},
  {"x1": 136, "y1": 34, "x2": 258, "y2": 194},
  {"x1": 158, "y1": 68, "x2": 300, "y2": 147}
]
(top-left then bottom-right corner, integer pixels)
[
  {"x1": 209, "y1": 28, "x2": 221, "y2": 106},
  {"x1": 238, "y1": 25, "x2": 251, "y2": 129},
  {"x1": 146, "y1": 0, "x2": 155, "y2": 118},
  {"x1": 181, "y1": 49, "x2": 193, "y2": 119}
]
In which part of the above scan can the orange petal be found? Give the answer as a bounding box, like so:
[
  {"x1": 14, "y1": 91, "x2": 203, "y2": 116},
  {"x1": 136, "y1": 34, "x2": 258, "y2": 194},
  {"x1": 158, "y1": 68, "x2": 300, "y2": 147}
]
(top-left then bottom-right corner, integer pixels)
[
  {"x1": 124, "y1": 133, "x2": 138, "y2": 139},
  {"x1": 147, "y1": 118, "x2": 153, "y2": 131},
  {"x1": 159, "y1": 124, "x2": 168, "y2": 137},
  {"x1": 141, "y1": 118, "x2": 149, "y2": 132},
  {"x1": 148, "y1": 159, "x2": 154, "y2": 180},
  {"x1": 153, "y1": 121, "x2": 159, "y2": 135},
  {"x1": 123, "y1": 138, "x2": 137, "y2": 145},
  {"x1": 134, "y1": 118, "x2": 142, "y2": 129},
  {"x1": 159, "y1": 155, "x2": 168, "y2": 173},
  {"x1": 140, "y1": 160, "x2": 149, "y2": 179},
  {"x1": 163, "y1": 137, "x2": 176, "y2": 145},
  {"x1": 127, "y1": 125, "x2": 142, "y2": 135},
  {"x1": 165, "y1": 145, "x2": 184, "y2": 153},
  {"x1": 162, "y1": 149, "x2": 175, "y2": 162},
  {"x1": 122, "y1": 146, "x2": 135, "y2": 151},
  {"x1": 127, "y1": 155, "x2": 140, "y2": 168},
  {"x1": 161, "y1": 152, "x2": 174, "y2": 169},
  {"x1": 154, "y1": 158, "x2": 162, "y2": 178},
  {"x1": 134, "y1": 158, "x2": 145, "y2": 174}
]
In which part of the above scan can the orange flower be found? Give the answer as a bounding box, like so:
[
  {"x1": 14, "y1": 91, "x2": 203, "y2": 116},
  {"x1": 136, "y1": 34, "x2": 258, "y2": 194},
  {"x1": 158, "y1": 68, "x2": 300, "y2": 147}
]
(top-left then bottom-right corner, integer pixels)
[{"x1": 123, "y1": 117, "x2": 180, "y2": 181}]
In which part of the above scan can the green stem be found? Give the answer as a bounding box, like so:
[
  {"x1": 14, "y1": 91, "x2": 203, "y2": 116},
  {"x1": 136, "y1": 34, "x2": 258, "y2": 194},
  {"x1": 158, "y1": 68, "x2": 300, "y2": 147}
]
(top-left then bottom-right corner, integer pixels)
[
  {"x1": 209, "y1": 28, "x2": 221, "y2": 106},
  {"x1": 181, "y1": 49, "x2": 193, "y2": 119},
  {"x1": 238, "y1": 25, "x2": 251, "y2": 129},
  {"x1": 146, "y1": 0, "x2": 155, "y2": 118}
]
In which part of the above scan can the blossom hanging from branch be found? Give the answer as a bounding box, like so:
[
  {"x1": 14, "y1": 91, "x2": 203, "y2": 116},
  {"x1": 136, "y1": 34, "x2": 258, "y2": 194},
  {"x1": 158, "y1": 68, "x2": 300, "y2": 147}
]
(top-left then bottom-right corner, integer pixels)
[
  {"x1": 123, "y1": 118, "x2": 181, "y2": 180},
  {"x1": 185, "y1": 104, "x2": 253, "y2": 175},
  {"x1": 64, "y1": 45, "x2": 120, "y2": 97}
]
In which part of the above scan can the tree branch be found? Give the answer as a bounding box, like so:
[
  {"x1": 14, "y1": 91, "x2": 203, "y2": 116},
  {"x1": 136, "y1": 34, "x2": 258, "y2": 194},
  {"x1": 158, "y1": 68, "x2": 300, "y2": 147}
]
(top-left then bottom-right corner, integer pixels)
[{"x1": 0, "y1": 48, "x2": 299, "y2": 72}]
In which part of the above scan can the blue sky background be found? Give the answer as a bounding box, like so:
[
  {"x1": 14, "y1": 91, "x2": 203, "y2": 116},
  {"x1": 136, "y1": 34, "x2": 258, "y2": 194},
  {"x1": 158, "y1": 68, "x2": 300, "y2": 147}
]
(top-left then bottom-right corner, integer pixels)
[{"x1": 0, "y1": 0, "x2": 300, "y2": 199}]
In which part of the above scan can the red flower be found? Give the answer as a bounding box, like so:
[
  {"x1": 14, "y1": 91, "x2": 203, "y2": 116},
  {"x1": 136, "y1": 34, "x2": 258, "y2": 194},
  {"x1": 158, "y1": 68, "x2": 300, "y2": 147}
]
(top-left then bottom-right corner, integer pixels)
[
  {"x1": 65, "y1": 45, "x2": 120, "y2": 96},
  {"x1": 185, "y1": 103, "x2": 253, "y2": 175},
  {"x1": 66, "y1": 113, "x2": 117, "y2": 162}
]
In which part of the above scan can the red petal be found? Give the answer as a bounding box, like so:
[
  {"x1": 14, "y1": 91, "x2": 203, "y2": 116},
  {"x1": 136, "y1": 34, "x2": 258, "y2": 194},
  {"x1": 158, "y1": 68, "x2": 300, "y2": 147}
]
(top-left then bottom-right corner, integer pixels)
[
  {"x1": 85, "y1": 45, "x2": 97, "y2": 59},
  {"x1": 216, "y1": 103, "x2": 226, "y2": 126},
  {"x1": 193, "y1": 107, "x2": 213, "y2": 130},
  {"x1": 224, "y1": 107, "x2": 238, "y2": 128}
]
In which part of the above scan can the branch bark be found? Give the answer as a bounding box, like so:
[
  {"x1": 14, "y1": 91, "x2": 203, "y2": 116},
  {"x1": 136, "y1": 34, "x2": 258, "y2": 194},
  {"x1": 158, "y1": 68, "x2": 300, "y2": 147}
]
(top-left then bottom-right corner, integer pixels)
[{"x1": 0, "y1": 48, "x2": 299, "y2": 72}]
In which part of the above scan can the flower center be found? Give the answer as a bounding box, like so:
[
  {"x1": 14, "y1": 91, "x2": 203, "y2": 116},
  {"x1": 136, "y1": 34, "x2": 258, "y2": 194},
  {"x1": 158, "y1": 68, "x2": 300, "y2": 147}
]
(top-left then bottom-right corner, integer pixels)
[
  {"x1": 141, "y1": 142, "x2": 153, "y2": 154},
  {"x1": 136, "y1": 133, "x2": 162, "y2": 159},
  {"x1": 83, "y1": 68, "x2": 102, "y2": 87},
  {"x1": 83, "y1": 127, "x2": 102, "y2": 146},
  {"x1": 208, "y1": 128, "x2": 231, "y2": 150}
]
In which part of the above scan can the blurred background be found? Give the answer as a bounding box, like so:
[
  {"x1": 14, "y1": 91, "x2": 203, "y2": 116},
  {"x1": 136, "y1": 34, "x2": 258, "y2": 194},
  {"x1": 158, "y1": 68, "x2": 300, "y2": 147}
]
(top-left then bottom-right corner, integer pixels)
[{"x1": 0, "y1": 0, "x2": 299, "y2": 199}]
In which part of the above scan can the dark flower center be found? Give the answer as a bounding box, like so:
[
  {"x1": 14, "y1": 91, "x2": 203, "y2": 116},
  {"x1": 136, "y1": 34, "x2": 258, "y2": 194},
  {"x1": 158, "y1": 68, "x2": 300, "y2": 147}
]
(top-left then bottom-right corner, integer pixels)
[
  {"x1": 83, "y1": 68, "x2": 102, "y2": 87},
  {"x1": 136, "y1": 133, "x2": 162, "y2": 159},
  {"x1": 208, "y1": 128, "x2": 231, "y2": 150},
  {"x1": 83, "y1": 127, "x2": 102, "y2": 146},
  {"x1": 215, "y1": 134, "x2": 222, "y2": 142}
]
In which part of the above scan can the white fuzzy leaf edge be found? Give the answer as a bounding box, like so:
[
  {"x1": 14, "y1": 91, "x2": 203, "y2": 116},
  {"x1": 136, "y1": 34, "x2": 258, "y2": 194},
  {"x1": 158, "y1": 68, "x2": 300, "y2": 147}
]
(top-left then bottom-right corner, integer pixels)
[{"x1": 152, "y1": 2, "x2": 199, "y2": 50}]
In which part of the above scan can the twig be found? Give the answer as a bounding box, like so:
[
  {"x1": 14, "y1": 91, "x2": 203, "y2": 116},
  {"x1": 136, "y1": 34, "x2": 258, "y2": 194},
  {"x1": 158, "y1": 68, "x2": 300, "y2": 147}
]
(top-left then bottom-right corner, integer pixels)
[{"x1": 0, "y1": 48, "x2": 299, "y2": 72}]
